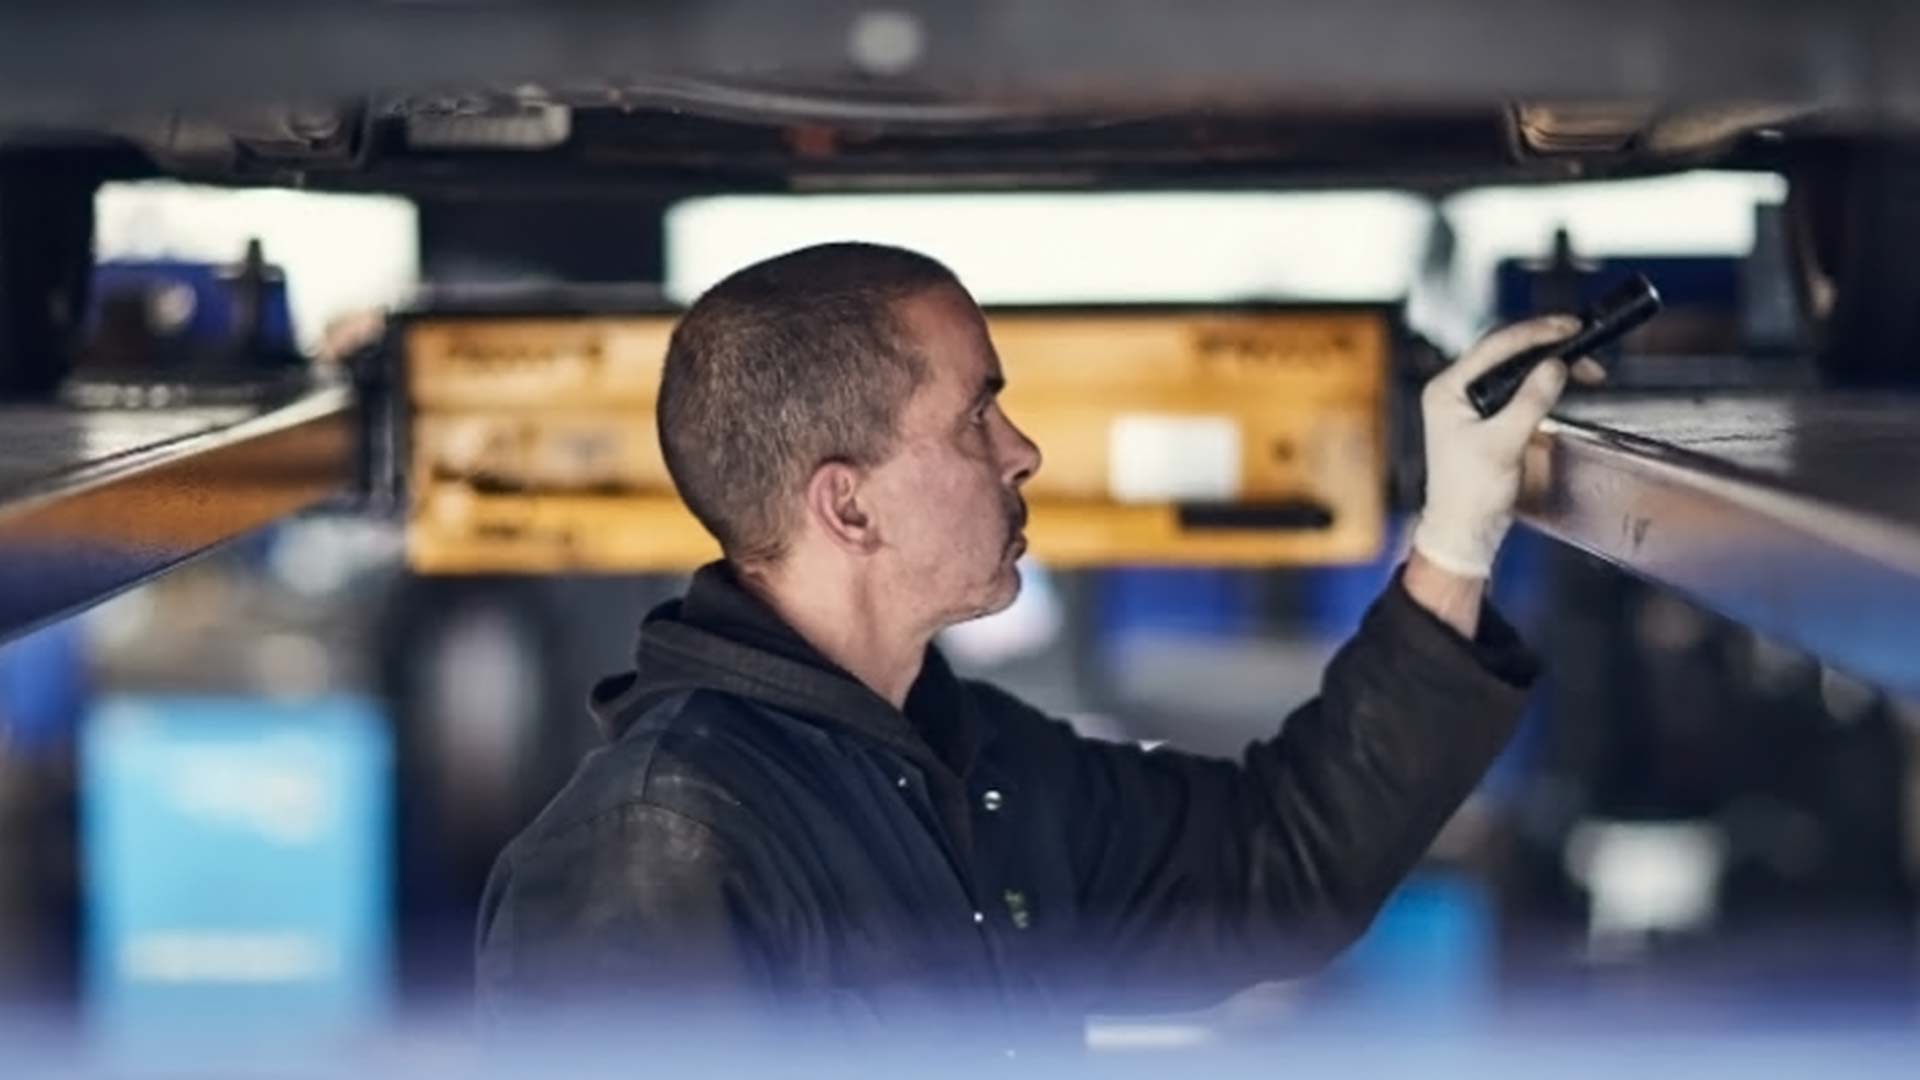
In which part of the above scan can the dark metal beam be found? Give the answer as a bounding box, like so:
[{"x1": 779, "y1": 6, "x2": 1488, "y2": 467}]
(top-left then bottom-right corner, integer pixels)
[
  {"x1": 0, "y1": 383, "x2": 353, "y2": 643},
  {"x1": 2, "y1": 1, "x2": 1920, "y2": 124},
  {"x1": 1518, "y1": 392, "x2": 1920, "y2": 697}
]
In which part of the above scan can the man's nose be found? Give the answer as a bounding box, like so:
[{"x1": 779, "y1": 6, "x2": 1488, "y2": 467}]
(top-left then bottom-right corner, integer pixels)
[{"x1": 1003, "y1": 419, "x2": 1042, "y2": 487}]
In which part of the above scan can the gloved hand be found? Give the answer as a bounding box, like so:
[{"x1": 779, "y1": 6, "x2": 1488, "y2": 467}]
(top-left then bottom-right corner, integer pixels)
[{"x1": 1412, "y1": 315, "x2": 1604, "y2": 579}]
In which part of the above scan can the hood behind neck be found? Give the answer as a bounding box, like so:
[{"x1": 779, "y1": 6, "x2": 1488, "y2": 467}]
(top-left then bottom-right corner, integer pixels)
[{"x1": 588, "y1": 563, "x2": 978, "y2": 776}]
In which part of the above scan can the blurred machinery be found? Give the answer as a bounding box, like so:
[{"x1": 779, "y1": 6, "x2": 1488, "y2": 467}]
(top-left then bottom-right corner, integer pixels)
[
  {"x1": 78, "y1": 239, "x2": 301, "y2": 398},
  {"x1": 402, "y1": 301, "x2": 1392, "y2": 572}
]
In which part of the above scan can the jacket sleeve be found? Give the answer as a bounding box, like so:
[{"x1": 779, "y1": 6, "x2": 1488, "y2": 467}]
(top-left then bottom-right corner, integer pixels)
[
  {"x1": 474, "y1": 801, "x2": 782, "y2": 1033},
  {"x1": 1038, "y1": 571, "x2": 1537, "y2": 1011}
]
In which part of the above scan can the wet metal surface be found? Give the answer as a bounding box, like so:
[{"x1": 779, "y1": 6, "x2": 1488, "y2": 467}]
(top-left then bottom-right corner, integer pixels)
[
  {"x1": 1519, "y1": 392, "x2": 1920, "y2": 697},
  {"x1": 0, "y1": 384, "x2": 354, "y2": 643}
]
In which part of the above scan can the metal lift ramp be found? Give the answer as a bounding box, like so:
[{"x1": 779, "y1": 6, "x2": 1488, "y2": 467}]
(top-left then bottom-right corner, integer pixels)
[
  {"x1": 1521, "y1": 391, "x2": 1920, "y2": 698},
  {"x1": 0, "y1": 383, "x2": 355, "y2": 641}
]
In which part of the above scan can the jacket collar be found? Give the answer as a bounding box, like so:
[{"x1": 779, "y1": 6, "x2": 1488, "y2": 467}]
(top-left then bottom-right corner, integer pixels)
[{"x1": 602, "y1": 562, "x2": 982, "y2": 778}]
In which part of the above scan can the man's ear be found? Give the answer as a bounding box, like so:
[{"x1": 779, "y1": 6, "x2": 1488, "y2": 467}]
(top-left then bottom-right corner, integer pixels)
[{"x1": 803, "y1": 460, "x2": 881, "y2": 554}]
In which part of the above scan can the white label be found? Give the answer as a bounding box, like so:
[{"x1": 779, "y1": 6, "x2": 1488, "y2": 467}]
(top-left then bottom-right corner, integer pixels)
[{"x1": 1108, "y1": 414, "x2": 1242, "y2": 504}]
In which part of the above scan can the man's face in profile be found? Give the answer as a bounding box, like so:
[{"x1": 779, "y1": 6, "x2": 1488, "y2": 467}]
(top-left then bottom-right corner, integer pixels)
[{"x1": 860, "y1": 284, "x2": 1042, "y2": 627}]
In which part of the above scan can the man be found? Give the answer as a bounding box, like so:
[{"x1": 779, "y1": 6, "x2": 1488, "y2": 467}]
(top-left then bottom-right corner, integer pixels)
[{"x1": 475, "y1": 242, "x2": 1592, "y2": 1051}]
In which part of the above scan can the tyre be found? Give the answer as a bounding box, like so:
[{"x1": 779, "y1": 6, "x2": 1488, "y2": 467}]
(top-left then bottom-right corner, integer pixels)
[
  {"x1": 0, "y1": 156, "x2": 97, "y2": 399},
  {"x1": 1788, "y1": 140, "x2": 1920, "y2": 388}
]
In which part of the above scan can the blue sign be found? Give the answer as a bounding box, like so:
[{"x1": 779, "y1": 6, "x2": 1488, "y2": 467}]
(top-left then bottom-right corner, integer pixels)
[{"x1": 82, "y1": 695, "x2": 392, "y2": 1066}]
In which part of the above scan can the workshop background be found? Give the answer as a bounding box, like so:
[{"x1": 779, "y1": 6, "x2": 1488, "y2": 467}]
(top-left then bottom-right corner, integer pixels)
[{"x1": 0, "y1": 168, "x2": 1914, "y2": 1073}]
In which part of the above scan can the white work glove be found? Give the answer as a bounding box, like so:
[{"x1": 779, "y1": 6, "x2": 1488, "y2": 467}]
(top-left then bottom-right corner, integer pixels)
[{"x1": 1412, "y1": 315, "x2": 1600, "y2": 579}]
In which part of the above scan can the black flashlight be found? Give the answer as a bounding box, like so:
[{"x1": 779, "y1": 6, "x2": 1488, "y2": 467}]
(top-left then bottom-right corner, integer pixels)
[{"x1": 1466, "y1": 273, "x2": 1662, "y2": 418}]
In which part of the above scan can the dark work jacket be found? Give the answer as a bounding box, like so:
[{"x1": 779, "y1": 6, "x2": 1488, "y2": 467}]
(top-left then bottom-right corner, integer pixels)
[{"x1": 475, "y1": 563, "x2": 1537, "y2": 1053}]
